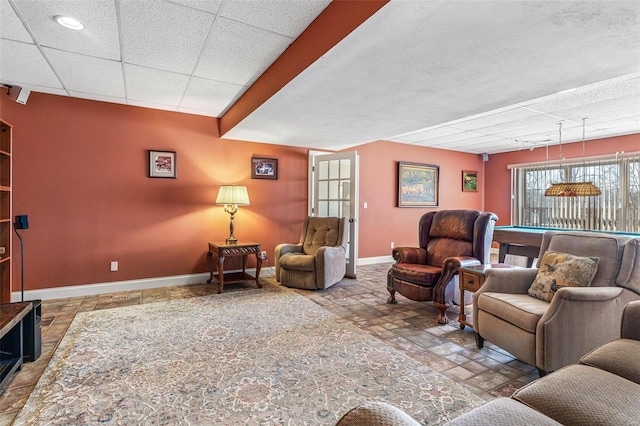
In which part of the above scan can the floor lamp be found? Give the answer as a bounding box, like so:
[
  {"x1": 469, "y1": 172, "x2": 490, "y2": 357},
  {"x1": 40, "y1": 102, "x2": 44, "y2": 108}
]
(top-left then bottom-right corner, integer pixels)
[{"x1": 14, "y1": 214, "x2": 28, "y2": 301}]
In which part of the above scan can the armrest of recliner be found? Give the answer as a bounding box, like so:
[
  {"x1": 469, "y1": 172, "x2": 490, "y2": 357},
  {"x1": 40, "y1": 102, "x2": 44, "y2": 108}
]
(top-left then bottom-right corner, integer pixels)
[
  {"x1": 536, "y1": 286, "x2": 627, "y2": 372},
  {"x1": 392, "y1": 247, "x2": 427, "y2": 264},
  {"x1": 315, "y1": 245, "x2": 347, "y2": 288},
  {"x1": 274, "y1": 243, "x2": 303, "y2": 281},
  {"x1": 433, "y1": 256, "x2": 480, "y2": 305},
  {"x1": 477, "y1": 268, "x2": 539, "y2": 294},
  {"x1": 621, "y1": 300, "x2": 640, "y2": 341},
  {"x1": 472, "y1": 268, "x2": 539, "y2": 328}
]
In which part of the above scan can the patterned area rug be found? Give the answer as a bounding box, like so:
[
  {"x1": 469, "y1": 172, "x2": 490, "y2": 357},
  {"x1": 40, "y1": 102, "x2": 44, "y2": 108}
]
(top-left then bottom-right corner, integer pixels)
[{"x1": 15, "y1": 287, "x2": 482, "y2": 425}]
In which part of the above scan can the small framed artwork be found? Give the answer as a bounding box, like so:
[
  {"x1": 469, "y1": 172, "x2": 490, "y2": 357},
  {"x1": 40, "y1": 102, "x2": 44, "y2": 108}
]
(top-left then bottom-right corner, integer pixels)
[
  {"x1": 398, "y1": 162, "x2": 439, "y2": 207},
  {"x1": 251, "y1": 157, "x2": 278, "y2": 180},
  {"x1": 462, "y1": 170, "x2": 478, "y2": 192},
  {"x1": 148, "y1": 150, "x2": 177, "y2": 178}
]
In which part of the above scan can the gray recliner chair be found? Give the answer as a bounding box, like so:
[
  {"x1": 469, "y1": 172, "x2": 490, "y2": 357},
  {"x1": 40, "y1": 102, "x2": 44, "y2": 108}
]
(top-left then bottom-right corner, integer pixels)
[
  {"x1": 473, "y1": 230, "x2": 640, "y2": 374},
  {"x1": 275, "y1": 216, "x2": 347, "y2": 290}
]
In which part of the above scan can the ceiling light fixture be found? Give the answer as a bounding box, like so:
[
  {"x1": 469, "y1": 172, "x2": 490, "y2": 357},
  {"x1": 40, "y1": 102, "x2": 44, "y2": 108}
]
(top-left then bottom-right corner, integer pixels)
[
  {"x1": 544, "y1": 120, "x2": 601, "y2": 197},
  {"x1": 54, "y1": 15, "x2": 85, "y2": 31}
]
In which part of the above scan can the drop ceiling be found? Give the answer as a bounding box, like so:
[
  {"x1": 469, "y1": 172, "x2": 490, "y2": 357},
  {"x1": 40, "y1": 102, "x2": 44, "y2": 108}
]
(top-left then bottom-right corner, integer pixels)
[{"x1": 1, "y1": 0, "x2": 639, "y2": 154}]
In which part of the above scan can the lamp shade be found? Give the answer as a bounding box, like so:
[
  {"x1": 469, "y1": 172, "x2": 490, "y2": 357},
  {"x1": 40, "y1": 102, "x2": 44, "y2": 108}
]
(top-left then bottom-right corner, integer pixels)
[
  {"x1": 216, "y1": 185, "x2": 250, "y2": 206},
  {"x1": 544, "y1": 182, "x2": 601, "y2": 197}
]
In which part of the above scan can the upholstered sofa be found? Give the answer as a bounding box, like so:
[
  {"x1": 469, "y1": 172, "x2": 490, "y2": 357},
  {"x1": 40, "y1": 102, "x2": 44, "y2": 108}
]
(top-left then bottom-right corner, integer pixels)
[{"x1": 335, "y1": 300, "x2": 640, "y2": 426}]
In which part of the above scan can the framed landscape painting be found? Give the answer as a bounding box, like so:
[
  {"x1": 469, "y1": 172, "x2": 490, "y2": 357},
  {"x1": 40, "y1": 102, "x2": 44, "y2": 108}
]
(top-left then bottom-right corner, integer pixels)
[
  {"x1": 397, "y1": 162, "x2": 439, "y2": 207},
  {"x1": 462, "y1": 170, "x2": 478, "y2": 192}
]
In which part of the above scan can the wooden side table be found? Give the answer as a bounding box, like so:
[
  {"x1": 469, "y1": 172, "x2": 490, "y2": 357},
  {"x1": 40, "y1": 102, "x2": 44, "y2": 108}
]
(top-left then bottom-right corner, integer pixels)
[
  {"x1": 0, "y1": 301, "x2": 33, "y2": 392},
  {"x1": 207, "y1": 241, "x2": 263, "y2": 294},
  {"x1": 458, "y1": 263, "x2": 518, "y2": 329}
]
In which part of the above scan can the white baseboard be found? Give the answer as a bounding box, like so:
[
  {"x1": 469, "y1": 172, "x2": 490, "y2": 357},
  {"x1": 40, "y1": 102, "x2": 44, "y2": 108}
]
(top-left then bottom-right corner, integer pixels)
[
  {"x1": 357, "y1": 255, "x2": 394, "y2": 265},
  {"x1": 11, "y1": 267, "x2": 275, "y2": 302},
  {"x1": 12, "y1": 251, "x2": 500, "y2": 302}
]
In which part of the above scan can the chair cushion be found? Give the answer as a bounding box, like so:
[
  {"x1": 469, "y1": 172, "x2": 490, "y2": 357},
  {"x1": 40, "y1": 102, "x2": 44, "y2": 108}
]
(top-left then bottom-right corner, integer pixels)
[
  {"x1": 542, "y1": 232, "x2": 625, "y2": 287},
  {"x1": 389, "y1": 263, "x2": 442, "y2": 287},
  {"x1": 477, "y1": 293, "x2": 549, "y2": 333},
  {"x1": 278, "y1": 253, "x2": 315, "y2": 272},
  {"x1": 426, "y1": 239, "x2": 473, "y2": 268},
  {"x1": 302, "y1": 217, "x2": 342, "y2": 255},
  {"x1": 580, "y1": 338, "x2": 640, "y2": 385},
  {"x1": 428, "y1": 210, "x2": 477, "y2": 241},
  {"x1": 528, "y1": 251, "x2": 599, "y2": 302},
  {"x1": 512, "y1": 364, "x2": 640, "y2": 426}
]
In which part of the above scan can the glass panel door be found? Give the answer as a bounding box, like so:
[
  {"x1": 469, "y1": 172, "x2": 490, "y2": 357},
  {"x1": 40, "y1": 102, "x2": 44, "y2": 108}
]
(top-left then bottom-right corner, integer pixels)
[{"x1": 310, "y1": 151, "x2": 358, "y2": 278}]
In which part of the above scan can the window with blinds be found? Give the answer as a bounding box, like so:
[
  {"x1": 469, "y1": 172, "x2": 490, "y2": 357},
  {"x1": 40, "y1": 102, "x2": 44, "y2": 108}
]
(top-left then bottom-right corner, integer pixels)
[{"x1": 510, "y1": 153, "x2": 640, "y2": 233}]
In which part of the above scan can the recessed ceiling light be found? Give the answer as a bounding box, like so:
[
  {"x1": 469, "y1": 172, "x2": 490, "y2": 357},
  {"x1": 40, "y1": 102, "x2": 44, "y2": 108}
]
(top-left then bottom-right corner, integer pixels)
[{"x1": 54, "y1": 15, "x2": 85, "y2": 31}]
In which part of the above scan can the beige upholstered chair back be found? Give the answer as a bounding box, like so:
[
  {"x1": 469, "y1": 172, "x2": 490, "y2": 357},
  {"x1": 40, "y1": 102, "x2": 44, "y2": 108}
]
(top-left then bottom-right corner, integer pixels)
[
  {"x1": 536, "y1": 231, "x2": 630, "y2": 287},
  {"x1": 617, "y1": 238, "x2": 640, "y2": 296},
  {"x1": 300, "y1": 216, "x2": 346, "y2": 256}
]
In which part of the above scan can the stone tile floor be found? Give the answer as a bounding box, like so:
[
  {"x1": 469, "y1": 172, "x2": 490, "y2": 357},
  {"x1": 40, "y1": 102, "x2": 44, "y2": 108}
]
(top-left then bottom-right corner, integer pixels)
[{"x1": 0, "y1": 262, "x2": 539, "y2": 425}]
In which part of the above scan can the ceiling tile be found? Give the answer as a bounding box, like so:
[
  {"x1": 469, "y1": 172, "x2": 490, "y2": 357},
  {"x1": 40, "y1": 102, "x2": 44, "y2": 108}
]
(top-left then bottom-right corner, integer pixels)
[
  {"x1": 434, "y1": 134, "x2": 509, "y2": 148},
  {"x1": 127, "y1": 99, "x2": 178, "y2": 113},
  {"x1": 525, "y1": 76, "x2": 640, "y2": 114},
  {"x1": 11, "y1": 0, "x2": 120, "y2": 60},
  {"x1": 414, "y1": 130, "x2": 491, "y2": 145},
  {"x1": 180, "y1": 77, "x2": 245, "y2": 116},
  {"x1": 448, "y1": 107, "x2": 543, "y2": 131},
  {"x1": 168, "y1": 0, "x2": 222, "y2": 15},
  {"x1": 0, "y1": 39, "x2": 62, "y2": 88},
  {"x1": 68, "y1": 91, "x2": 125, "y2": 105},
  {"x1": 124, "y1": 64, "x2": 189, "y2": 106},
  {"x1": 219, "y1": 0, "x2": 330, "y2": 37},
  {"x1": 554, "y1": 95, "x2": 640, "y2": 121},
  {"x1": 598, "y1": 124, "x2": 640, "y2": 138},
  {"x1": 446, "y1": 139, "x2": 516, "y2": 152},
  {"x1": 195, "y1": 17, "x2": 292, "y2": 86},
  {"x1": 391, "y1": 126, "x2": 466, "y2": 143},
  {"x1": 44, "y1": 48, "x2": 124, "y2": 98},
  {"x1": 120, "y1": 0, "x2": 214, "y2": 75},
  {"x1": 0, "y1": 0, "x2": 32, "y2": 42}
]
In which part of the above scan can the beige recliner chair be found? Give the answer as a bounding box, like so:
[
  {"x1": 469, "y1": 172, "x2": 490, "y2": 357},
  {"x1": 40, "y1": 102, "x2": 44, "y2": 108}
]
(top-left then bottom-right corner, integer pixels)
[
  {"x1": 473, "y1": 230, "x2": 640, "y2": 374},
  {"x1": 275, "y1": 216, "x2": 347, "y2": 290}
]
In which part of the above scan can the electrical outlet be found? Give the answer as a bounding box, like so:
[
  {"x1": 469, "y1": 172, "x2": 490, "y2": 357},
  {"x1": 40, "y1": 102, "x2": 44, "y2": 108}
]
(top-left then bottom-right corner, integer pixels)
[
  {"x1": 110, "y1": 261, "x2": 118, "y2": 272},
  {"x1": 260, "y1": 251, "x2": 268, "y2": 259},
  {"x1": 391, "y1": 242, "x2": 394, "y2": 249}
]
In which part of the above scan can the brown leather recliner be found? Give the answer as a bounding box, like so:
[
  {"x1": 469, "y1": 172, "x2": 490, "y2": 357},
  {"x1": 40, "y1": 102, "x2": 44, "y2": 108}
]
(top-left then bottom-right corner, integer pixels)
[{"x1": 387, "y1": 210, "x2": 498, "y2": 324}]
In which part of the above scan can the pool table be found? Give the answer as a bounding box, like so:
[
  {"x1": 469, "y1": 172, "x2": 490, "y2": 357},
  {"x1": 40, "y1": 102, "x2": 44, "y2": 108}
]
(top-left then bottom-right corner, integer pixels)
[{"x1": 493, "y1": 226, "x2": 640, "y2": 267}]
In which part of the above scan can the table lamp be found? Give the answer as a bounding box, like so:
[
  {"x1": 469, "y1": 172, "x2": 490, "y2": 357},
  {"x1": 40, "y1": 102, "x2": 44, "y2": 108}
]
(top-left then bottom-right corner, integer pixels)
[{"x1": 216, "y1": 185, "x2": 250, "y2": 244}]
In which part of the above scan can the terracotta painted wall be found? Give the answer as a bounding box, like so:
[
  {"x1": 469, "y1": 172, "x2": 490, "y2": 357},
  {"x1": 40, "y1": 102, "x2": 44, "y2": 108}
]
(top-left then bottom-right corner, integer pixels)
[
  {"x1": 350, "y1": 141, "x2": 486, "y2": 258},
  {"x1": 1, "y1": 93, "x2": 309, "y2": 292},
  {"x1": 484, "y1": 133, "x2": 640, "y2": 226},
  {"x1": 9, "y1": 91, "x2": 635, "y2": 294}
]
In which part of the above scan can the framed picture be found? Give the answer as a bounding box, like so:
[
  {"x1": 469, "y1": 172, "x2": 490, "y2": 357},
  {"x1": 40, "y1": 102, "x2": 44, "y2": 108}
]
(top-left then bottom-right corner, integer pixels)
[
  {"x1": 462, "y1": 170, "x2": 478, "y2": 192},
  {"x1": 398, "y1": 162, "x2": 439, "y2": 207},
  {"x1": 251, "y1": 157, "x2": 278, "y2": 180},
  {"x1": 148, "y1": 150, "x2": 177, "y2": 178}
]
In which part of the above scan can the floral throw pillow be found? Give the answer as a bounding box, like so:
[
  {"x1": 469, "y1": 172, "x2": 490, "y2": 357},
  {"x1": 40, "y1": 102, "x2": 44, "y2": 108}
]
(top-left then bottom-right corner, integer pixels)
[{"x1": 528, "y1": 251, "x2": 599, "y2": 302}]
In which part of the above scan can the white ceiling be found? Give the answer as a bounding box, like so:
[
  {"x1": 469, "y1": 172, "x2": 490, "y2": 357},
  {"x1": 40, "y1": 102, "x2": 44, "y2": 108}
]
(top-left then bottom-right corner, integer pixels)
[{"x1": 1, "y1": 0, "x2": 639, "y2": 154}]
